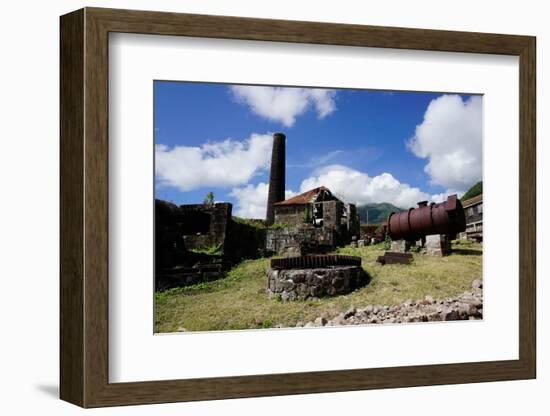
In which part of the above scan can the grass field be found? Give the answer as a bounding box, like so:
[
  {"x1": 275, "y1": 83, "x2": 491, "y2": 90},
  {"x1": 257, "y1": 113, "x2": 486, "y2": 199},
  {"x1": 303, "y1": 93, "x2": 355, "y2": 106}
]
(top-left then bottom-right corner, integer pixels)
[{"x1": 154, "y1": 241, "x2": 482, "y2": 333}]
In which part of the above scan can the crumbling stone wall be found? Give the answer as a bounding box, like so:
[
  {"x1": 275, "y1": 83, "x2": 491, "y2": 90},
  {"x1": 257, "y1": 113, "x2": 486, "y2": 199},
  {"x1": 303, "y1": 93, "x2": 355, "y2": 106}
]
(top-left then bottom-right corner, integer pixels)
[
  {"x1": 180, "y1": 202, "x2": 232, "y2": 251},
  {"x1": 266, "y1": 225, "x2": 336, "y2": 256},
  {"x1": 225, "y1": 219, "x2": 267, "y2": 263},
  {"x1": 155, "y1": 199, "x2": 187, "y2": 269},
  {"x1": 267, "y1": 265, "x2": 369, "y2": 300},
  {"x1": 155, "y1": 200, "x2": 267, "y2": 289},
  {"x1": 347, "y1": 204, "x2": 360, "y2": 236},
  {"x1": 273, "y1": 205, "x2": 307, "y2": 226},
  {"x1": 322, "y1": 200, "x2": 342, "y2": 228}
]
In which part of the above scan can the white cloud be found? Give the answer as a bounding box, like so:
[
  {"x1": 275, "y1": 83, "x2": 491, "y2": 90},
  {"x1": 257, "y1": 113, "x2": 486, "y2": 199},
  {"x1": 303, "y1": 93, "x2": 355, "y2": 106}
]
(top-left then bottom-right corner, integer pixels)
[
  {"x1": 288, "y1": 150, "x2": 344, "y2": 169},
  {"x1": 300, "y1": 165, "x2": 442, "y2": 209},
  {"x1": 408, "y1": 94, "x2": 482, "y2": 193},
  {"x1": 230, "y1": 164, "x2": 456, "y2": 217},
  {"x1": 230, "y1": 183, "x2": 297, "y2": 219},
  {"x1": 155, "y1": 133, "x2": 272, "y2": 192},
  {"x1": 230, "y1": 85, "x2": 336, "y2": 127},
  {"x1": 229, "y1": 183, "x2": 269, "y2": 219}
]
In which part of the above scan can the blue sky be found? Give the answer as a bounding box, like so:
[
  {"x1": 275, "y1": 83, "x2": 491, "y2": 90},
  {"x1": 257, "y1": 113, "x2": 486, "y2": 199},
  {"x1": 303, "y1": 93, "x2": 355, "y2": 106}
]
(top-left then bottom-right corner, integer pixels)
[{"x1": 154, "y1": 81, "x2": 482, "y2": 218}]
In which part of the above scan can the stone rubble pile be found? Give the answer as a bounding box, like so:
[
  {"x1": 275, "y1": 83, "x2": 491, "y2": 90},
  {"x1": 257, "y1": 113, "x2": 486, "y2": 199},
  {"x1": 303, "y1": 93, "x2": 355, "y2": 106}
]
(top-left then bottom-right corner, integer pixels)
[{"x1": 297, "y1": 279, "x2": 483, "y2": 328}]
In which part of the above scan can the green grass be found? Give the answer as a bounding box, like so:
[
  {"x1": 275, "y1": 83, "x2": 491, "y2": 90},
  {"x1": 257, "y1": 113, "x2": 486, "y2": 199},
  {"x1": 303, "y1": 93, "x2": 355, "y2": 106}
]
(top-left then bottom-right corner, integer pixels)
[{"x1": 154, "y1": 242, "x2": 482, "y2": 332}]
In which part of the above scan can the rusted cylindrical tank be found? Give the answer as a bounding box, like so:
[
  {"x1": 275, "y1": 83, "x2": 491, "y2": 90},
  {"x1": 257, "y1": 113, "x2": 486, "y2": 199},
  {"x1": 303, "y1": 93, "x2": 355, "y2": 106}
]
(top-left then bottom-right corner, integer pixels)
[{"x1": 384, "y1": 194, "x2": 466, "y2": 241}]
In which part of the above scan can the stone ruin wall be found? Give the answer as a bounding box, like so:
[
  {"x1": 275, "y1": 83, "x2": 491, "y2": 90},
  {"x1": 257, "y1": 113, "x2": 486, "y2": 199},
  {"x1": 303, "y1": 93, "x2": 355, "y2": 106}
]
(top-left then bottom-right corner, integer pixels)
[
  {"x1": 322, "y1": 200, "x2": 342, "y2": 228},
  {"x1": 267, "y1": 265, "x2": 369, "y2": 301},
  {"x1": 347, "y1": 204, "x2": 360, "y2": 237},
  {"x1": 266, "y1": 225, "x2": 336, "y2": 257},
  {"x1": 155, "y1": 200, "x2": 268, "y2": 289},
  {"x1": 180, "y1": 203, "x2": 232, "y2": 251},
  {"x1": 273, "y1": 204, "x2": 307, "y2": 227}
]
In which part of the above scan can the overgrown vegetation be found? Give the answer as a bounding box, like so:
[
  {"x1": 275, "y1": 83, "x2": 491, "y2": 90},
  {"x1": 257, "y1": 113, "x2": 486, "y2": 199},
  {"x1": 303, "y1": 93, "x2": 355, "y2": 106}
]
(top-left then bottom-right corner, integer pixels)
[
  {"x1": 461, "y1": 181, "x2": 482, "y2": 201},
  {"x1": 269, "y1": 222, "x2": 290, "y2": 230},
  {"x1": 155, "y1": 241, "x2": 482, "y2": 332},
  {"x1": 232, "y1": 216, "x2": 266, "y2": 228},
  {"x1": 382, "y1": 233, "x2": 392, "y2": 250},
  {"x1": 409, "y1": 244, "x2": 423, "y2": 253},
  {"x1": 302, "y1": 205, "x2": 312, "y2": 223},
  {"x1": 203, "y1": 191, "x2": 215, "y2": 205},
  {"x1": 189, "y1": 243, "x2": 223, "y2": 256},
  {"x1": 227, "y1": 217, "x2": 267, "y2": 262}
]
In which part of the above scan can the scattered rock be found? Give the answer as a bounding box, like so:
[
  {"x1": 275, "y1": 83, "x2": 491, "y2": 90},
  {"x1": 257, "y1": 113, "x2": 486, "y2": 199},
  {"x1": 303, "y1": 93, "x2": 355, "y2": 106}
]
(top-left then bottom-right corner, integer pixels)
[
  {"x1": 314, "y1": 317, "x2": 328, "y2": 327},
  {"x1": 331, "y1": 313, "x2": 346, "y2": 326},
  {"x1": 344, "y1": 307, "x2": 357, "y2": 319},
  {"x1": 280, "y1": 290, "x2": 297, "y2": 302},
  {"x1": 302, "y1": 280, "x2": 483, "y2": 328},
  {"x1": 472, "y1": 279, "x2": 483, "y2": 290},
  {"x1": 442, "y1": 309, "x2": 460, "y2": 321}
]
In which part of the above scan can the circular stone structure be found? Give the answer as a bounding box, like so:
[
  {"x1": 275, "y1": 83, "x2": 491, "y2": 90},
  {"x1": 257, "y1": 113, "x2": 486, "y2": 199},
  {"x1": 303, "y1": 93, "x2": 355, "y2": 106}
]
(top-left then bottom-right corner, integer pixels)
[{"x1": 267, "y1": 255, "x2": 368, "y2": 301}]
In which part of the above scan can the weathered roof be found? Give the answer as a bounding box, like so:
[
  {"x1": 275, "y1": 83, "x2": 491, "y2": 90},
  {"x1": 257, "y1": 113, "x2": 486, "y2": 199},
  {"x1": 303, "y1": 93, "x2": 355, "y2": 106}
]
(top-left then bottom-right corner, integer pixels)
[
  {"x1": 274, "y1": 186, "x2": 333, "y2": 206},
  {"x1": 462, "y1": 194, "x2": 482, "y2": 208}
]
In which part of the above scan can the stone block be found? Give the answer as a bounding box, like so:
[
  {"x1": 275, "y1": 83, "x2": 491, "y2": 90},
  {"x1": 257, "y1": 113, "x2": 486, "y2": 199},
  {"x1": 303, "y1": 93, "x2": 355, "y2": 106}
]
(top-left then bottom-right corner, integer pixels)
[
  {"x1": 425, "y1": 234, "x2": 450, "y2": 256},
  {"x1": 390, "y1": 239, "x2": 410, "y2": 253}
]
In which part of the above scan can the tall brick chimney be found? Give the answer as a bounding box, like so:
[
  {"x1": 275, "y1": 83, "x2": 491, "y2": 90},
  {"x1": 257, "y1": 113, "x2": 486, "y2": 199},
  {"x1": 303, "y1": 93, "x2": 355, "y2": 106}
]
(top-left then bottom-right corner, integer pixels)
[{"x1": 266, "y1": 132, "x2": 286, "y2": 225}]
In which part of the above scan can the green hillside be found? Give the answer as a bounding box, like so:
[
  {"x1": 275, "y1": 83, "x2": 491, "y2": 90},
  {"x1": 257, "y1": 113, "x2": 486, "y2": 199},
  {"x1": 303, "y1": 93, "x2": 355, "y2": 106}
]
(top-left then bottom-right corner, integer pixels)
[
  {"x1": 461, "y1": 181, "x2": 482, "y2": 201},
  {"x1": 357, "y1": 202, "x2": 404, "y2": 225}
]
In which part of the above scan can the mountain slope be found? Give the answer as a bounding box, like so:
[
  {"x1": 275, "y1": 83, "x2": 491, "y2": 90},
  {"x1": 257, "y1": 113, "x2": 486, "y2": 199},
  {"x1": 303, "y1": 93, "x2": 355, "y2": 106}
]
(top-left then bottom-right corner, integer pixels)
[
  {"x1": 461, "y1": 181, "x2": 482, "y2": 201},
  {"x1": 357, "y1": 202, "x2": 404, "y2": 225}
]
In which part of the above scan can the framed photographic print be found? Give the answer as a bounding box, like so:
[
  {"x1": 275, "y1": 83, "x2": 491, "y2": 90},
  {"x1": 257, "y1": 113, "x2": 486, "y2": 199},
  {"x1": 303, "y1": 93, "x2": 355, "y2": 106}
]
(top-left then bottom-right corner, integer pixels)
[{"x1": 60, "y1": 7, "x2": 536, "y2": 408}]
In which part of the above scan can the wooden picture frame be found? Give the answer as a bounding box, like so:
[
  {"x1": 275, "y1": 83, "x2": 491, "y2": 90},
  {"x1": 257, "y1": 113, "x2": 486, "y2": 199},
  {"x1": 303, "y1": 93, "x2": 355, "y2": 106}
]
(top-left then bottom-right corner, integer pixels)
[{"x1": 60, "y1": 7, "x2": 536, "y2": 408}]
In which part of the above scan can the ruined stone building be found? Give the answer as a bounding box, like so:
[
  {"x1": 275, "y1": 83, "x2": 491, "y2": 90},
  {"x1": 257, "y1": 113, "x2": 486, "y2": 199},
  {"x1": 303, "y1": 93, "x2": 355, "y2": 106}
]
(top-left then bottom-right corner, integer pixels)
[
  {"x1": 460, "y1": 194, "x2": 483, "y2": 241},
  {"x1": 154, "y1": 200, "x2": 231, "y2": 289},
  {"x1": 155, "y1": 199, "x2": 266, "y2": 289},
  {"x1": 263, "y1": 133, "x2": 360, "y2": 256},
  {"x1": 266, "y1": 186, "x2": 360, "y2": 256},
  {"x1": 273, "y1": 186, "x2": 359, "y2": 232},
  {"x1": 155, "y1": 132, "x2": 363, "y2": 287},
  {"x1": 178, "y1": 202, "x2": 232, "y2": 251}
]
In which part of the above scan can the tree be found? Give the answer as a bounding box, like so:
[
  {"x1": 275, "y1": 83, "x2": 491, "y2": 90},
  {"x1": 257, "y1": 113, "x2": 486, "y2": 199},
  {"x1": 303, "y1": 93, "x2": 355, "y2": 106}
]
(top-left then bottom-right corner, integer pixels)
[{"x1": 203, "y1": 191, "x2": 215, "y2": 205}]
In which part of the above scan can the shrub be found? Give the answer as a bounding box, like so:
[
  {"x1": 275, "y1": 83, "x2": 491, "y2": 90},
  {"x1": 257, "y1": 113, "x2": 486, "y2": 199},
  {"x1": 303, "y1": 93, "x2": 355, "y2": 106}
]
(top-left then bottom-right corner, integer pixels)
[
  {"x1": 410, "y1": 244, "x2": 422, "y2": 253},
  {"x1": 383, "y1": 233, "x2": 392, "y2": 251},
  {"x1": 269, "y1": 222, "x2": 289, "y2": 230},
  {"x1": 303, "y1": 205, "x2": 312, "y2": 224},
  {"x1": 203, "y1": 191, "x2": 215, "y2": 205}
]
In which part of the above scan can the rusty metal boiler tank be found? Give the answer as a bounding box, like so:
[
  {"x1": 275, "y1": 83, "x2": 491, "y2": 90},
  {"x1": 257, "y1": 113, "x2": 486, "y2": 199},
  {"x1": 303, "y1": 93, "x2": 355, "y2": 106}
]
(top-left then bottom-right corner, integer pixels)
[{"x1": 384, "y1": 194, "x2": 466, "y2": 241}]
